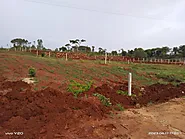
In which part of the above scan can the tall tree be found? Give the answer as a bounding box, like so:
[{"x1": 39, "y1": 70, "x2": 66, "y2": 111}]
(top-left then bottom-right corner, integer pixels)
[
  {"x1": 172, "y1": 47, "x2": 179, "y2": 55},
  {"x1": 179, "y1": 45, "x2": 185, "y2": 57},
  {"x1": 59, "y1": 46, "x2": 67, "y2": 52},
  {"x1": 69, "y1": 39, "x2": 86, "y2": 52},
  {"x1": 121, "y1": 49, "x2": 127, "y2": 56},
  {"x1": 92, "y1": 46, "x2": 95, "y2": 52},
  {"x1": 37, "y1": 39, "x2": 43, "y2": 50},
  {"x1": 134, "y1": 48, "x2": 147, "y2": 58},
  {"x1": 111, "y1": 51, "x2": 118, "y2": 56}
]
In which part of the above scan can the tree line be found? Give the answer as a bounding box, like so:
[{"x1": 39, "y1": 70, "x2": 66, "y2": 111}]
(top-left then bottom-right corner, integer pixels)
[
  {"x1": 10, "y1": 38, "x2": 48, "y2": 51},
  {"x1": 2, "y1": 38, "x2": 185, "y2": 59}
]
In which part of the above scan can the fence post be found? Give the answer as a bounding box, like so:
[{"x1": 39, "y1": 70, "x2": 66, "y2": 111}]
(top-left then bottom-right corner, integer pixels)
[
  {"x1": 49, "y1": 51, "x2": 51, "y2": 58},
  {"x1": 128, "y1": 73, "x2": 132, "y2": 96},
  {"x1": 66, "y1": 53, "x2": 68, "y2": 61},
  {"x1": 105, "y1": 53, "x2": 107, "y2": 64},
  {"x1": 37, "y1": 50, "x2": 38, "y2": 56}
]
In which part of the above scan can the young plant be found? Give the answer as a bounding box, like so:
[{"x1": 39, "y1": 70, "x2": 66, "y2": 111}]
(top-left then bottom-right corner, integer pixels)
[
  {"x1": 68, "y1": 80, "x2": 93, "y2": 98},
  {"x1": 117, "y1": 90, "x2": 128, "y2": 95},
  {"x1": 28, "y1": 67, "x2": 36, "y2": 77},
  {"x1": 93, "y1": 93, "x2": 112, "y2": 106},
  {"x1": 116, "y1": 103, "x2": 125, "y2": 111}
]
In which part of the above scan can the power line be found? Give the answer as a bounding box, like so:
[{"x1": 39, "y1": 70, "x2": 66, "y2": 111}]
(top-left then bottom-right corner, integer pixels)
[{"x1": 23, "y1": 0, "x2": 167, "y2": 21}]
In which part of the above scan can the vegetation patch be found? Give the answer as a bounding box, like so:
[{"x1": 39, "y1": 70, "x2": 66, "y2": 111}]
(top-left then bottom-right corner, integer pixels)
[
  {"x1": 28, "y1": 67, "x2": 36, "y2": 77},
  {"x1": 115, "y1": 103, "x2": 125, "y2": 111},
  {"x1": 93, "y1": 93, "x2": 112, "y2": 106},
  {"x1": 117, "y1": 90, "x2": 128, "y2": 95},
  {"x1": 68, "y1": 80, "x2": 93, "y2": 98},
  {"x1": 156, "y1": 73, "x2": 182, "y2": 83}
]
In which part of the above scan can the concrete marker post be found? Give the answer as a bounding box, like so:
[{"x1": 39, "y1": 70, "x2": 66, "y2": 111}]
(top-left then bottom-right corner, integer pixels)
[
  {"x1": 66, "y1": 53, "x2": 68, "y2": 61},
  {"x1": 128, "y1": 73, "x2": 132, "y2": 96},
  {"x1": 49, "y1": 51, "x2": 51, "y2": 58},
  {"x1": 37, "y1": 50, "x2": 38, "y2": 57},
  {"x1": 105, "y1": 53, "x2": 107, "y2": 64}
]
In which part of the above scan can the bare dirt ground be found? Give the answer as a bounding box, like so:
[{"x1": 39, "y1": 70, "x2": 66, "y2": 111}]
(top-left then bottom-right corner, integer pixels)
[
  {"x1": 0, "y1": 78, "x2": 185, "y2": 139},
  {"x1": 0, "y1": 52, "x2": 185, "y2": 139}
]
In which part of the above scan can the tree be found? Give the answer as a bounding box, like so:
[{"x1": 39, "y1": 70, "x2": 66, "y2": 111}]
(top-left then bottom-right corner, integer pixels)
[
  {"x1": 92, "y1": 46, "x2": 95, "y2": 52},
  {"x1": 10, "y1": 38, "x2": 28, "y2": 50},
  {"x1": 59, "y1": 46, "x2": 67, "y2": 52},
  {"x1": 121, "y1": 49, "x2": 127, "y2": 56},
  {"x1": 128, "y1": 50, "x2": 134, "y2": 57},
  {"x1": 179, "y1": 45, "x2": 185, "y2": 57},
  {"x1": 111, "y1": 51, "x2": 118, "y2": 56},
  {"x1": 134, "y1": 48, "x2": 147, "y2": 58},
  {"x1": 31, "y1": 45, "x2": 36, "y2": 50},
  {"x1": 55, "y1": 48, "x2": 59, "y2": 52},
  {"x1": 172, "y1": 47, "x2": 179, "y2": 55},
  {"x1": 65, "y1": 44, "x2": 71, "y2": 51},
  {"x1": 37, "y1": 39, "x2": 43, "y2": 50},
  {"x1": 69, "y1": 39, "x2": 86, "y2": 52}
]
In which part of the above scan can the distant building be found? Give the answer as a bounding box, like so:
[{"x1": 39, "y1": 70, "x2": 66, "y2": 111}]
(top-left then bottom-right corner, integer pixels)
[{"x1": 71, "y1": 46, "x2": 91, "y2": 52}]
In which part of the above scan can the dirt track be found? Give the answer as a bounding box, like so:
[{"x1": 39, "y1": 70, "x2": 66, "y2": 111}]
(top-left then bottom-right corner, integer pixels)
[{"x1": 0, "y1": 76, "x2": 185, "y2": 139}]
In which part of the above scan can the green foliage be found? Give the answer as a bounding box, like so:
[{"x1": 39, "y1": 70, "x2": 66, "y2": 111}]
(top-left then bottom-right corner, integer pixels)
[
  {"x1": 28, "y1": 67, "x2": 36, "y2": 77},
  {"x1": 116, "y1": 104, "x2": 125, "y2": 111},
  {"x1": 68, "y1": 80, "x2": 93, "y2": 98},
  {"x1": 117, "y1": 90, "x2": 128, "y2": 95},
  {"x1": 117, "y1": 90, "x2": 137, "y2": 98},
  {"x1": 156, "y1": 73, "x2": 182, "y2": 83},
  {"x1": 93, "y1": 93, "x2": 112, "y2": 106},
  {"x1": 41, "y1": 53, "x2": 45, "y2": 57}
]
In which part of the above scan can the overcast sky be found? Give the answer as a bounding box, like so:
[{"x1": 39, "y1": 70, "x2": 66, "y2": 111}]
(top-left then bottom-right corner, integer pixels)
[{"x1": 0, "y1": 0, "x2": 185, "y2": 52}]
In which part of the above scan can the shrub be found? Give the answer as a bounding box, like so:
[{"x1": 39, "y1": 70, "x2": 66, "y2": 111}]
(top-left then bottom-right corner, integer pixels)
[
  {"x1": 41, "y1": 53, "x2": 45, "y2": 57},
  {"x1": 93, "y1": 93, "x2": 112, "y2": 106},
  {"x1": 29, "y1": 67, "x2": 36, "y2": 77}
]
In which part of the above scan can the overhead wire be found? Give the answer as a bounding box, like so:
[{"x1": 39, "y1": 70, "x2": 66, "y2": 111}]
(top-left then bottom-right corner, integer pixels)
[{"x1": 23, "y1": 0, "x2": 168, "y2": 21}]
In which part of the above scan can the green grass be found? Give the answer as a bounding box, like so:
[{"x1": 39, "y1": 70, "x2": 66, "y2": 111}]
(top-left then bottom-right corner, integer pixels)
[{"x1": 1, "y1": 51, "x2": 185, "y2": 87}]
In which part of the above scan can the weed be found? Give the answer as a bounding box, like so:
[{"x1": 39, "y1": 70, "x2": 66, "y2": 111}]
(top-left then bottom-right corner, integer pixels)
[
  {"x1": 93, "y1": 93, "x2": 112, "y2": 106},
  {"x1": 147, "y1": 101, "x2": 153, "y2": 106},
  {"x1": 42, "y1": 86, "x2": 46, "y2": 89},
  {"x1": 68, "y1": 80, "x2": 93, "y2": 98},
  {"x1": 117, "y1": 90, "x2": 128, "y2": 95},
  {"x1": 116, "y1": 103, "x2": 125, "y2": 111},
  {"x1": 20, "y1": 88, "x2": 25, "y2": 91},
  {"x1": 34, "y1": 87, "x2": 38, "y2": 91},
  {"x1": 28, "y1": 67, "x2": 36, "y2": 77}
]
